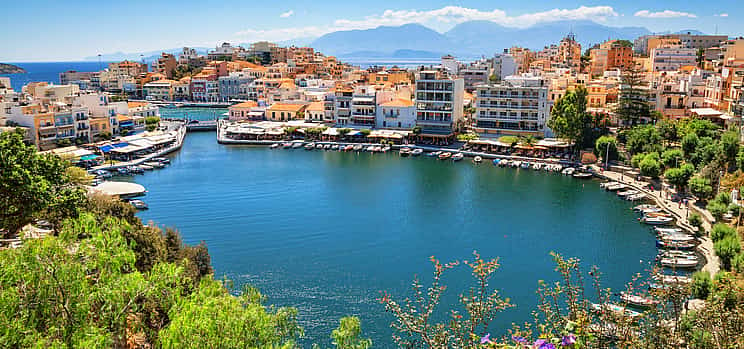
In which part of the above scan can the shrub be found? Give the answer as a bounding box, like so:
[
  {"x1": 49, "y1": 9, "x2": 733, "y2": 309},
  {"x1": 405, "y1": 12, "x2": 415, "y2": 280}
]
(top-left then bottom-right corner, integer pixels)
[
  {"x1": 691, "y1": 271, "x2": 712, "y2": 299},
  {"x1": 661, "y1": 149, "x2": 684, "y2": 168},
  {"x1": 715, "y1": 192, "x2": 732, "y2": 206},
  {"x1": 594, "y1": 136, "x2": 618, "y2": 162},
  {"x1": 689, "y1": 176, "x2": 713, "y2": 200},
  {"x1": 707, "y1": 201, "x2": 729, "y2": 221},
  {"x1": 733, "y1": 253, "x2": 744, "y2": 274},
  {"x1": 688, "y1": 213, "x2": 703, "y2": 234},
  {"x1": 711, "y1": 223, "x2": 737, "y2": 242},
  {"x1": 714, "y1": 235, "x2": 741, "y2": 270},
  {"x1": 640, "y1": 157, "x2": 661, "y2": 178},
  {"x1": 631, "y1": 153, "x2": 646, "y2": 168}
]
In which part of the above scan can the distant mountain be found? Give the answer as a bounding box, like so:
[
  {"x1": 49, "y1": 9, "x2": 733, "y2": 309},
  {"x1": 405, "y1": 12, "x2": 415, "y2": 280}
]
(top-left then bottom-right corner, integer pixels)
[
  {"x1": 311, "y1": 20, "x2": 650, "y2": 59},
  {"x1": 83, "y1": 47, "x2": 209, "y2": 63},
  {"x1": 0, "y1": 63, "x2": 25, "y2": 74},
  {"x1": 339, "y1": 49, "x2": 445, "y2": 59},
  {"x1": 673, "y1": 30, "x2": 706, "y2": 35},
  {"x1": 311, "y1": 24, "x2": 453, "y2": 56}
]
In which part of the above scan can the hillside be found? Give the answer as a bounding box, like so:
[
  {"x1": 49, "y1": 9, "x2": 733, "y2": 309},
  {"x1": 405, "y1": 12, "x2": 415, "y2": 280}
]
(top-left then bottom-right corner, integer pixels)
[{"x1": 0, "y1": 63, "x2": 26, "y2": 74}]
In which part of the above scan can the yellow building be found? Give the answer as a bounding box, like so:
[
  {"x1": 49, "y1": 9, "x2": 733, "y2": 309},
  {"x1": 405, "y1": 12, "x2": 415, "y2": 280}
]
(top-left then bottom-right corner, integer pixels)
[{"x1": 267, "y1": 103, "x2": 306, "y2": 122}]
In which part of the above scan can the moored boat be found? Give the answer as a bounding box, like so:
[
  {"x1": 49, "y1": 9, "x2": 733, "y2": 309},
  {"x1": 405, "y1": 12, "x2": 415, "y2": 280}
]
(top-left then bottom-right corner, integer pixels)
[
  {"x1": 353, "y1": 144, "x2": 363, "y2": 151},
  {"x1": 656, "y1": 240, "x2": 695, "y2": 250},
  {"x1": 382, "y1": 146, "x2": 391, "y2": 153},
  {"x1": 411, "y1": 148, "x2": 423, "y2": 157},
  {"x1": 438, "y1": 152, "x2": 452, "y2": 160},
  {"x1": 426, "y1": 151, "x2": 441, "y2": 157},
  {"x1": 399, "y1": 148, "x2": 411, "y2": 157},
  {"x1": 139, "y1": 164, "x2": 153, "y2": 171},
  {"x1": 640, "y1": 216, "x2": 674, "y2": 225},
  {"x1": 451, "y1": 153, "x2": 464, "y2": 161},
  {"x1": 270, "y1": 143, "x2": 280, "y2": 149},
  {"x1": 532, "y1": 162, "x2": 542, "y2": 170},
  {"x1": 620, "y1": 292, "x2": 659, "y2": 308},
  {"x1": 520, "y1": 161, "x2": 530, "y2": 169},
  {"x1": 562, "y1": 167, "x2": 575, "y2": 175},
  {"x1": 657, "y1": 275, "x2": 692, "y2": 284},
  {"x1": 128, "y1": 199, "x2": 148, "y2": 210},
  {"x1": 291, "y1": 141, "x2": 304, "y2": 149},
  {"x1": 473, "y1": 156, "x2": 483, "y2": 163},
  {"x1": 116, "y1": 167, "x2": 130, "y2": 175},
  {"x1": 283, "y1": 142, "x2": 292, "y2": 149},
  {"x1": 304, "y1": 143, "x2": 315, "y2": 150},
  {"x1": 572, "y1": 172, "x2": 593, "y2": 179},
  {"x1": 660, "y1": 258, "x2": 698, "y2": 269}
]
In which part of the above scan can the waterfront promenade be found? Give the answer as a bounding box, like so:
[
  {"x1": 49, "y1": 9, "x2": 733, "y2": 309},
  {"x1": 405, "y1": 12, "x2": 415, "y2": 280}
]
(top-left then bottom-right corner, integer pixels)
[
  {"x1": 594, "y1": 166, "x2": 720, "y2": 276},
  {"x1": 92, "y1": 121, "x2": 186, "y2": 172}
]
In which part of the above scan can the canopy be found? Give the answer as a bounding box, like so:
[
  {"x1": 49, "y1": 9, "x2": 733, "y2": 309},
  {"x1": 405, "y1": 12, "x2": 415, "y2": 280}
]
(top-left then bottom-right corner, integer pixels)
[{"x1": 79, "y1": 154, "x2": 100, "y2": 161}]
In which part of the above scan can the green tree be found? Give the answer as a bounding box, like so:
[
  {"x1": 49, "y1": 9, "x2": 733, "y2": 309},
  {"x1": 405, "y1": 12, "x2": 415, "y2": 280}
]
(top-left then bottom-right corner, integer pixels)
[
  {"x1": 615, "y1": 64, "x2": 650, "y2": 126},
  {"x1": 640, "y1": 156, "x2": 662, "y2": 178},
  {"x1": 657, "y1": 118, "x2": 679, "y2": 144},
  {"x1": 547, "y1": 86, "x2": 590, "y2": 150},
  {"x1": 689, "y1": 176, "x2": 713, "y2": 200},
  {"x1": 688, "y1": 213, "x2": 703, "y2": 234},
  {"x1": 594, "y1": 136, "x2": 618, "y2": 163},
  {"x1": 691, "y1": 271, "x2": 713, "y2": 299},
  {"x1": 707, "y1": 201, "x2": 729, "y2": 221},
  {"x1": 737, "y1": 148, "x2": 744, "y2": 171},
  {"x1": 711, "y1": 223, "x2": 737, "y2": 242},
  {"x1": 732, "y1": 253, "x2": 744, "y2": 274},
  {"x1": 329, "y1": 317, "x2": 372, "y2": 349},
  {"x1": 623, "y1": 125, "x2": 662, "y2": 155},
  {"x1": 721, "y1": 130, "x2": 740, "y2": 169},
  {"x1": 664, "y1": 164, "x2": 694, "y2": 191},
  {"x1": 0, "y1": 130, "x2": 86, "y2": 237},
  {"x1": 661, "y1": 149, "x2": 684, "y2": 168},
  {"x1": 714, "y1": 235, "x2": 741, "y2": 270},
  {"x1": 681, "y1": 132, "x2": 699, "y2": 160}
]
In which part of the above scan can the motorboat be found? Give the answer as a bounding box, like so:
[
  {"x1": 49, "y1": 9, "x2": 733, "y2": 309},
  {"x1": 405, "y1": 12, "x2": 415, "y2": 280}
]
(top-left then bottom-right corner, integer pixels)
[
  {"x1": 291, "y1": 142, "x2": 304, "y2": 149},
  {"x1": 473, "y1": 156, "x2": 483, "y2": 163},
  {"x1": 532, "y1": 163, "x2": 542, "y2": 170},
  {"x1": 654, "y1": 227, "x2": 683, "y2": 234},
  {"x1": 498, "y1": 160, "x2": 509, "y2": 167},
  {"x1": 657, "y1": 275, "x2": 692, "y2": 284},
  {"x1": 641, "y1": 216, "x2": 674, "y2": 225},
  {"x1": 492, "y1": 158, "x2": 501, "y2": 165},
  {"x1": 270, "y1": 143, "x2": 280, "y2": 149},
  {"x1": 381, "y1": 146, "x2": 391, "y2": 153},
  {"x1": 451, "y1": 153, "x2": 464, "y2": 161},
  {"x1": 605, "y1": 183, "x2": 627, "y2": 191},
  {"x1": 304, "y1": 143, "x2": 315, "y2": 150},
  {"x1": 660, "y1": 258, "x2": 698, "y2": 269},
  {"x1": 371, "y1": 146, "x2": 381, "y2": 152},
  {"x1": 633, "y1": 204, "x2": 659, "y2": 212},
  {"x1": 139, "y1": 164, "x2": 153, "y2": 171},
  {"x1": 562, "y1": 167, "x2": 575, "y2": 175},
  {"x1": 573, "y1": 172, "x2": 593, "y2": 179},
  {"x1": 426, "y1": 151, "x2": 442, "y2": 157},
  {"x1": 659, "y1": 250, "x2": 697, "y2": 260},
  {"x1": 353, "y1": 144, "x2": 363, "y2": 151},
  {"x1": 656, "y1": 240, "x2": 695, "y2": 250},
  {"x1": 520, "y1": 161, "x2": 530, "y2": 169},
  {"x1": 512, "y1": 161, "x2": 521, "y2": 168},
  {"x1": 438, "y1": 152, "x2": 452, "y2": 160},
  {"x1": 282, "y1": 142, "x2": 292, "y2": 149},
  {"x1": 626, "y1": 193, "x2": 647, "y2": 201},
  {"x1": 411, "y1": 148, "x2": 423, "y2": 157},
  {"x1": 116, "y1": 167, "x2": 130, "y2": 175},
  {"x1": 590, "y1": 303, "x2": 642, "y2": 319},
  {"x1": 331, "y1": 144, "x2": 339, "y2": 150},
  {"x1": 600, "y1": 182, "x2": 617, "y2": 189},
  {"x1": 144, "y1": 161, "x2": 165, "y2": 169},
  {"x1": 658, "y1": 234, "x2": 695, "y2": 243},
  {"x1": 128, "y1": 199, "x2": 148, "y2": 210},
  {"x1": 553, "y1": 164, "x2": 563, "y2": 172},
  {"x1": 399, "y1": 148, "x2": 411, "y2": 157},
  {"x1": 152, "y1": 157, "x2": 170, "y2": 164},
  {"x1": 620, "y1": 293, "x2": 659, "y2": 308},
  {"x1": 617, "y1": 190, "x2": 639, "y2": 198},
  {"x1": 364, "y1": 146, "x2": 375, "y2": 152}
]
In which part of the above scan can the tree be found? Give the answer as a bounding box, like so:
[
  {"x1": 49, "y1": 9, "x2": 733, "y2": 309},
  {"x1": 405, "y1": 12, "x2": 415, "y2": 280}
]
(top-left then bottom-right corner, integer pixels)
[
  {"x1": 594, "y1": 136, "x2": 618, "y2": 163},
  {"x1": 707, "y1": 201, "x2": 728, "y2": 221},
  {"x1": 720, "y1": 130, "x2": 740, "y2": 169},
  {"x1": 664, "y1": 165, "x2": 694, "y2": 191},
  {"x1": 711, "y1": 223, "x2": 736, "y2": 242},
  {"x1": 661, "y1": 149, "x2": 684, "y2": 168},
  {"x1": 623, "y1": 125, "x2": 662, "y2": 155},
  {"x1": 690, "y1": 176, "x2": 713, "y2": 200},
  {"x1": 688, "y1": 213, "x2": 703, "y2": 233},
  {"x1": 329, "y1": 317, "x2": 371, "y2": 349},
  {"x1": 615, "y1": 63, "x2": 650, "y2": 126},
  {"x1": 714, "y1": 235, "x2": 741, "y2": 270},
  {"x1": 657, "y1": 118, "x2": 679, "y2": 145},
  {"x1": 681, "y1": 133, "x2": 699, "y2": 160},
  {"x1": 640, "y1": 156, "x2": 661, "y2": 178},
  {"x1": 691, "y1": 271, "x2": 712, "y2": 299},
  {"x1": 737, "y1": 148, "x2": 744, "y2": 171},
  {"x1": 547, "y1": 86, "x2": 590, "y2": 150},
  {"x1": 0, "y1": 130, "x2": 86, "y2": 237}
]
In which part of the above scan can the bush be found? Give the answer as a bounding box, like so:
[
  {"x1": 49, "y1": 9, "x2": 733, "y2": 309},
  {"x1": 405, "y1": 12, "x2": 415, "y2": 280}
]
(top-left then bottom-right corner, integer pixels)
[
  {"x1": 664, "y1": 167, "x2": 693, "y2": 190},
  {"x1": 715, "y1": 192, "x2": 732, "y2": 206},
  {"x1": 714, "y1": 235, "x2": 741, "y2": 270},
  {"x1": 639, "y1": 157, "x2": 661, "y2": 178},
  {"x1": 707, "y1": 201, "x2": 729, "y2": 221},
  {"x1": 661, "y1": 149, "x2": 684, "y2": 168},
  {"x1": 691, "y1": 271, "x2": 712, "y2": 299},
  {"x1": 631, "y1": 153, "x2": 646, "y2": 168},
  {"x1": 688, "y1": 213, "x2": 703, "y2": 233},
  {"x1": 733, "y1": 253, "x2": 744, "y2": 274},
  {"x1": 711, "y1": 223, "x2": 737, "y2": 242},
  {"x1": 689, "y1": 176, "x2": 713, "y2": 200}
]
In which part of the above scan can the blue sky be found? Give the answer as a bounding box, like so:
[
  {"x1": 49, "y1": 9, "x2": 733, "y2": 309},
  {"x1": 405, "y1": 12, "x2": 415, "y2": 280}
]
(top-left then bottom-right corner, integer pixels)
[{"x1": 1, "y1": 0, "x2": 741, "y2": 61}]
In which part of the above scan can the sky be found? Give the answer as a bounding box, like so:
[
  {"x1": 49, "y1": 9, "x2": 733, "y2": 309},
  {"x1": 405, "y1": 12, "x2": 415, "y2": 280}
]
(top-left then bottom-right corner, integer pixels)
[{"x1": 1, "y1": 0, "x2": 742, "y2": 61}]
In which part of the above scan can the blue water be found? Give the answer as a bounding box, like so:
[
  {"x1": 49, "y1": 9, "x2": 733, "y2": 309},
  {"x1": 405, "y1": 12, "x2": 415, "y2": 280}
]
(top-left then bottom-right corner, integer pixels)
[
  {"x1": 127, "y1": 118, "x2": 657, "y2": 346},
  {"x1": 1, "y1": 61, "x2": 109, "y2": 90}
]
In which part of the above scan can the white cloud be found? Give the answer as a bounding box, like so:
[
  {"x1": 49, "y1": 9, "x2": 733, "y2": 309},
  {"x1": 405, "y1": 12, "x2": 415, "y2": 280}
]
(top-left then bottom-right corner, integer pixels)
[
  {"x1": 717, "y1": 13, "x2": 729, "y2": 17},
  {"x1": 634, "y1": 10, "x2": 697, "y2": 19},
  {"x1": 236, "y1": 5, "x2": 619, "y2": 42},
  {"x1": 279, "y1": 10, "x2": 294, "y2": 18}
]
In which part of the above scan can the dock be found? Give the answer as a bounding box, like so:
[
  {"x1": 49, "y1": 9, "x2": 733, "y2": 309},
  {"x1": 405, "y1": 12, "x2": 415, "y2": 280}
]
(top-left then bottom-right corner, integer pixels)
[{"x1": 89, "y1": 181, "x2": 146, "y2": 198}]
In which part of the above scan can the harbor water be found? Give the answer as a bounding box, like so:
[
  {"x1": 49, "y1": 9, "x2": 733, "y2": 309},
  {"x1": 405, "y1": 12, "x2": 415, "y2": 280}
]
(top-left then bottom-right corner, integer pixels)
[{"x1": 129, "y1": 111, "x2": 657, "y2": 346}]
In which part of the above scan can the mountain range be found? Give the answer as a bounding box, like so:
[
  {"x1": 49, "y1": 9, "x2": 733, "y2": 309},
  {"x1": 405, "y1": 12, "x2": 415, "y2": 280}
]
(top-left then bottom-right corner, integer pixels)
[
  {"x1": 89, "y1": 20, "x2": 713, "y2": 63},
  {"x1": 83, "y1": 48, "x2": 208, "y2": 63}
]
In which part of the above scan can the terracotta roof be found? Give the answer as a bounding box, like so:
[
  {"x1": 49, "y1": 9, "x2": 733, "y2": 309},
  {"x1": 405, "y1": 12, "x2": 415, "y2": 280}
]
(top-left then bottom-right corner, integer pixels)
[
  {"x1": 128, "y1": 101, "x2": 148, "y2": 108},
  {"x1": 306, "y1": 101, "x2": 324, "y2": 111},
  {"x1": 267, "y1": 103, "x2": 306, "y2": 112},
  {"x1": 380, "y1": 98, "x2": 414, "y2": 107},
  {"x1": 116, "y1": 114, "x2": 132, "y2": 122},
  {"x1": 230, "y1": 101, "x2": 258, "y2": 109}
]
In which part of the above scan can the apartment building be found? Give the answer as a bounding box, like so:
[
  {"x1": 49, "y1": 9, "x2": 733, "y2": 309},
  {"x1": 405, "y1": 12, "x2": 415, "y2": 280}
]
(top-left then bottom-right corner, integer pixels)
[
  {"x1": 377, "y1": 98, "x2": 415, "y2": 130},
  {"x1": 650, "y1": 46, "x2": 697, "y2": 72},
  {"x1": 472, "y1": 74, "x2": 549, "y2": 137},
  {"x1": 460, "y1": 58, "x2": 492, "y2": 90},
  {"x1": 590, "y1": 40, "x2": 634, "y2": 76},
  {"x1": 153, "y1": 53, "x2": 177, "y2": 78},
  {"x1": 414, "y1": 70, "x2": 464, "y2": 136},
  {"x1": 219, "y1": 72, "x2": 254, "y2": 102},
  {"x1": 143, "y1": 79, "x2": 175, "y2": 101},
  {"x1": 266, "y1": 102, "x2": 306, "y2": 121}
]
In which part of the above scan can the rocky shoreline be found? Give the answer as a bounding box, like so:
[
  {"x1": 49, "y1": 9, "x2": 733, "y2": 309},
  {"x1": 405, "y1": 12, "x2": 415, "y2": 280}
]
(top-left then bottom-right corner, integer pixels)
[{"x1": 0, "y1": 63, "x2": 26, "y2": 74}]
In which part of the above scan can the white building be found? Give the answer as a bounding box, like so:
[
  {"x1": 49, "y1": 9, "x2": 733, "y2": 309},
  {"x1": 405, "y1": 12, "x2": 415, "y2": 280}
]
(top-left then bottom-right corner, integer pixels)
[
  {"x1": 472, "y1": 73, "x2": 549, "y2": 137},
  {"x1": 414, "y1": 70, "x2": 464, "y2": 136},
  {"x1": 377, "y1": 98, "x2": 416, "y2": 129},
  {"x1": 492, "y1": 54, "x2": 518, "y2": 82},
  {"x1": 651, "y1": 47, "x2": 697, "y2": 72}
]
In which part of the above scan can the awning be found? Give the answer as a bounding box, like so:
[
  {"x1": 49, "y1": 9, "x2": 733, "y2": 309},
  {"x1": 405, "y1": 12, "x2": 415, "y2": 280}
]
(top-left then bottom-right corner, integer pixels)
[{"x1": 80, "y1": 154, "x2": 100, "y2": 161}]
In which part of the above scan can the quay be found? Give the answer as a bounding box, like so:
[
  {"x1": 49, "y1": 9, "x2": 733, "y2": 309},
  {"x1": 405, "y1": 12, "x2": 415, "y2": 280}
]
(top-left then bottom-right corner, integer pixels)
[
  {"x1": 592, "y1": 166, "x2": 720, "y2": 276},
  {"x1": 89, "y1": 181, "x2": 146, "y2": 198},
  {"x1": 92, "y1": 120, "x2": 187, "y2": 172}
]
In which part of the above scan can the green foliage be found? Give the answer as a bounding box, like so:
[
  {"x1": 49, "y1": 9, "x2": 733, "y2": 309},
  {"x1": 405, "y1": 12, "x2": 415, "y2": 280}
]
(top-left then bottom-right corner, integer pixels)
[
  {"x1": 688, "y1": 213, "x2": 703, "y2": 233},
  {"x1": 457, "y1": 133, "x2": 479, "y2": 141},
  {"x1": 664, "y1": 165, "x2": 694, "y2": 190},
  {"x1": 145, "y1": 116, "x2": 160, "y2": 126},
  {"x1": 615, "y1": 64, "x2": 650, "y2": 126},
  {"x1": 411, "y1": 126, "x2": 422, "y2": 135},
  {"x1": 733, "y1": 252, "x2": 744, "y2": 274},
  {"x1": 0, "y1": 129, "x2": 86, "y2": 236},
  {"x1": 714, "y1": 235, "x2": 741, "y2": 270},
  {"x1": 737, "y1": 148, "x2": 744, "y2": 171},
  {"x1": 359, "y1": 129, "x2": 371, "y2": 137},
  {"x1": 681, "y1": 132, "x2": 699, "y2": 160},
  {"x1": 711, "y1": 223, "x2": 737, "y2": 242},
  {"x1": 631, "y1": 153, "x2": 646, "y2": 168},
  {"x1": 715, "y1": 192, "x2": 732, "y2": 206},
  {"x1": 691, "y1": 271, "x2": 713, "y2": 299},
  {"x1": 498, "y1": 135, "x2": 519, "y2": 146},
  {"x1": 158, "y1": 280, "x2": 301, "y2": 349},
  {"x1": 623, "y1": 125, "x2": 662, "y2": 155},
  {"x1": 661, "y1": 149, "x2": 684, "y2": 168},
  {"x1": 639, "y1": 156, "x2": 661, "y2": 178},
  {"x1": 721, "y1": 130, "x2": 740, "y2": 167},
  {"x1": 689, "y1": 176, "x2": 713, "y2": 200},
  {"x1": 547, "y1": 86, "x2": 590, "y2": 149},
  {"x1": 679, "y1": 118, "x2": 720, "y2": 139},
  {"x1": 707, "y1": 201, "x2": 729, "y2": 221},
  {"x1": 329, "y1": 317, "x2": 372, "y2": 349},
  {"x1": 594, "y1": 136, "x2": 618, "y2": 162},
  {"x1": 657, "y1": 118, "x2": 679, "y2": 143}
]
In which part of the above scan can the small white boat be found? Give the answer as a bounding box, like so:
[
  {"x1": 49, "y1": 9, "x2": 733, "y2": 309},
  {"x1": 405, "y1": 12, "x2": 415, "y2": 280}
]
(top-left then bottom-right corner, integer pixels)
[
  {"x1": 399, "y1": 148, "x2": 411, "y2": 157},
  {"x1": 520, "y1": 161, "x2": 530, "y2": 169},
  {"x1": 353, "y1": 144, "x2": 363, "y2": 151},
  {"x1": 411, "y1": 148, "x2": 423, "y2": 157},
  {"x1": 553, "y1": 164, "x2": 563, "y2": 172},
  {"x1": 139, "y1": 164, "x2": 154, "y2": 171},
  {"x1": 512, "y1": 161, "x2": 521, "y2": 168},
  {"x1": 657, "y1": 275, "x2": 692, "y2": 284},
  {"x1": 659, "y1": 234, "x2": 695, "y2": 243},
  {"x1": 144, "y1": 161, "x2": 165, "y2": 169},
  {"x1": 600, "y1": 182, "x2": 617, "y2": 189},
  {"x1": 590, "y1": 303, "x2": 642, "y2": 319},
  {"x1": 473, "y1": 156, "x2": 483, "y2": 163},
  {"x1": 365, "y1": 146, "x2": 375, "y2": 152},
  {"x1": 562, "y1": 167, "x2": 575, "y2": 175},
  {"x1": 626, "y1": 193, "x2": 647, "y2": 201},
  {"x1": 283, "y1": 142, "x2": 292, "y2": 149},
  {"x1": 291, "y1": 142, "x2": 304, "y2": 149},
  {"x1": 620, "y1": 293, "x2": 659, "y2": 308},
  {"x1": 331, "y1": 144, "x2": 339, "y2": 150},
  {"x1": 641, "y1": 216, "x2": 674, "y2": 225},
  {"x1": 659, "y1": 250, "x2": 697, "y2": 260},
  {"x1": 655, "y1": 227, "x2": 683, "y2": 234},
  {"x1": 617, "y1": 190, "x2": 639, "y2": 198},
  {"x1": 304, "y1": 143, "x2": 315, "y2": 150},
  {"x1": 532, "y1": 163, "x2": 542, "y2": 170},
  {"x1": 605, "y1": 183, "x2": 627, "y2": 191},
  {"x1": 381, "y1": 146, "x2": 391, "y2": 153},
  {"x1": 451, "y1": 153, "x2": 464, "y2": 161},
  {"x1": 660, "y1": 258, "x2": 698, "y2": 269},
  {"x1": 633, "y1": 204, "x2": 658, "y2": 212},
  {"x1": 572, "y1": 172, "x2": 593, "y2": 179},
  {"x1": 270, "y1": 143, "x2": 280, "y2": 149},
  {"x1": 128, "y1": 199, "x2": 148, "y2": 210}
]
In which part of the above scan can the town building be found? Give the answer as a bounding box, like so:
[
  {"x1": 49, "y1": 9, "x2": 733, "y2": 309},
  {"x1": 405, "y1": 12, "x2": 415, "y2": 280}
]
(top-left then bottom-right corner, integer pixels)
[
  {"x1": 650, "y1": 46, "x2": 697, "y2": 72},
  {"x1": 266, "y1": 102, "x2": 306, "y2": 122},
  {"x1": 472, "y1": 73, "x2": 550, "y2": 137},
  {"x1": 377, "y1": 98, "x2": 415, "y2": 129},
  {"x1": 414, "y1": 70, "x2": 464, "y2": 138},
  {"x1": 153, "y1": 53, "x2": 178, "y2": 78}
]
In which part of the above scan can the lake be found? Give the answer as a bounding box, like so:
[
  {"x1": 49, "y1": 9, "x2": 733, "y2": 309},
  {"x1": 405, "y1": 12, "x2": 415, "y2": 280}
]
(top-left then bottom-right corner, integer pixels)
[{"x1": 129, "y1": 115, "x2": 657, "y2": 346}]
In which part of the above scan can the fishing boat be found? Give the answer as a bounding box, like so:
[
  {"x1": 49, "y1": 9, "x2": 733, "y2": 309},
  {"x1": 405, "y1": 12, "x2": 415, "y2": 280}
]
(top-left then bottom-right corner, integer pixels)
[
  {"x1": 304, "y1": 143, "x2": 315, "y2": 150},
  {"x1": 620, "y1": 293, "x2": 659, "y2": 308},
  {"x1": 641, "y1": 216, "x2": 674, "y2": 225},
  {"x1": 438, "y1": 152, "x2": 452, "y2": 160},
  {"x1": 656, "y1": 240, "x2": 695, "y2": 250},
  {"x1": 353, "y1": 144, "x2": 363, "y2": 151},
  {"x1": 473, "y1": 156, "x2": 483, "y2": 163},
  {"x1": 139, "y1": 164, "x2": 153, "y2": 171},
  {"x1": 520, "y1": 161, "x2": 530, "y2": 169},
  {"x1": 426, "y1": 151, "x2": 441, "y2": 157},
  {"x1": 411, "y1": 148, "x2": 423, "y2": 157},
  {"x1": 399, "y1": 148, "x2": 411, "y2": 157},
  {"x1": 116, "y1": 167, "x2": 130, "y2": 175},
  {"x1": 590, "y1": 303, "x2": 642, "y2": 319},
  {"x1": 128, "y1": 199, "x2": 148, "y2": 210},
  {"x1": 451, "y1": 153, "x2": 464, "y2": 161},
  {"x1": 283, "y1": 142, "x2": 292, "y2": 149},
  {"x1": 660, "y1": 258, "x2": 698, "y2": 269},
  {"x1": 382, "y1": 146, "x2": 391, "y2": 153},
  {"x1": 270, "y1": 143, "x2": 280, "y2": 149},
  {"x1": 573, "y1": 172, "x2": 593, "y2": 179},
  {"x1": 291, "y1": 142, "x2": 304, "y2": 149}
]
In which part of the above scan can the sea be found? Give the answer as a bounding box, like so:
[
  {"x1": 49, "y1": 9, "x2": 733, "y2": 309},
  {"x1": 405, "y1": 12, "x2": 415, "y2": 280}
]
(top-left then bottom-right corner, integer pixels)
[{"x1": 1, "y1": 61, "x2": 109, "y2": 91}]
